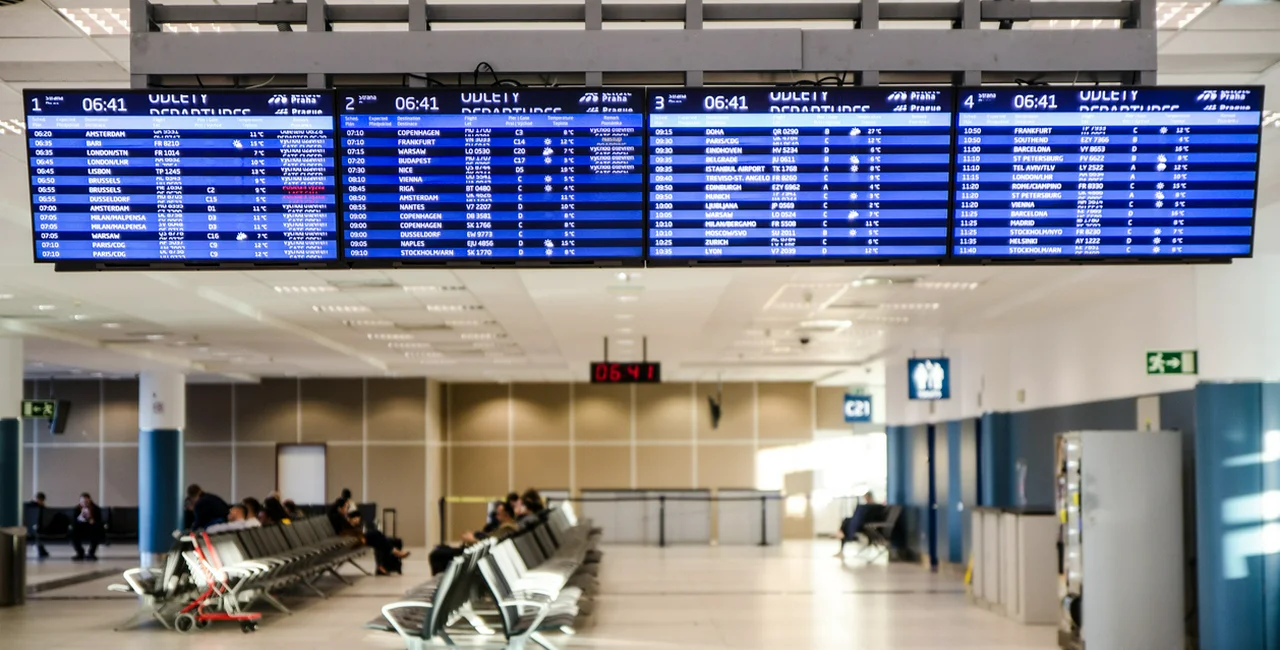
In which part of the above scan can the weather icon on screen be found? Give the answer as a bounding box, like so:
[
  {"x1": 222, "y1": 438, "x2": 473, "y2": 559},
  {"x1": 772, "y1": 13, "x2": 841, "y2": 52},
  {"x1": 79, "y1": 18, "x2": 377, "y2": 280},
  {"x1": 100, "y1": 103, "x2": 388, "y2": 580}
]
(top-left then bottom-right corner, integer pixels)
[{"x1": 232, "y1": 140, "x2": 244, "y2": 149}]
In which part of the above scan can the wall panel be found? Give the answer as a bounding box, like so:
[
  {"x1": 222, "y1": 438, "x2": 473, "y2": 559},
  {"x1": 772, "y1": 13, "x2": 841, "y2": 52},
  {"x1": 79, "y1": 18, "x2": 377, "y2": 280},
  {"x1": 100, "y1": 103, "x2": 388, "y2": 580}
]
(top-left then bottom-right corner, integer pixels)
[
  {"x1": 103, "y1": 379, "x2": 139, "y2": 442},
  {"x1": 450, "y1": 445, "x2": 509, "y2": 497},
  {"x1": 636, "y1": 445, "x2": 693, "y2": 489},
  {"x1": 233, "y1": 445, "x2": 276, "y2": 501},
  {"x1": 325, "y1": 444, "x2": 363, "y2": 505},
  {"x1": 300, "y1": 379, "x2": 362, "y2": 442},
  {"x1": 815, "y1": 386, "x2": 851, "y2": 431},
  {"x1": 185, "y1": 446, "x2": 232, "y2": 503},
  {"x1": 367, "y1": 445, "x2": 426, "y2": 546},
  {"x1": 573, "y1": 384, "x2": 629, "y2": 441},
  {"x1": 450, "y1": 383, "x2": 510, "y2": 443},
  {"x1": 757, "y1": 382, "x2": 812, "y2": 441},
  {"x1": 102, "y1": 445, "x2": 139, "y2": 506},
  {"x1": 513, "y1": 445, "x2": 570, "y2": 491},
  {"x1": 36, "y1": 446, "x2": 99, "y2": 505},
  {"x1": 186, "y1": 384, "x2": 233, "y2": 443},
  {"x1": 235, "y1": 380, "x2": 299, "y2": 443},
  {"x1": 636, "y1": 384, "x2": 692, "y2": 441},
  {"x1": 575, "y1": 446, "x2": 631, "y2": 490},
  {"x1": 512, "y1": 383, "x2": 570, "y2": 442},
  {"x1": 368, "y1": 378, "x2": 426, "y2": 441}
]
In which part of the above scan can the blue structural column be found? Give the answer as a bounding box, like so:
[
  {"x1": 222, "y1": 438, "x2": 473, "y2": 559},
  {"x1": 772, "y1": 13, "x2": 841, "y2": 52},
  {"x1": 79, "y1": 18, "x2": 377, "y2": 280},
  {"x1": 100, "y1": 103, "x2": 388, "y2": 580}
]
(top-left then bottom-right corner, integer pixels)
[
  {"x1": 138, "y1": 369, "x2": 185, "y2": 568},
  {"x1": 946, "y1": 420, "x2": 965, "y2": 564},
  {"x1": 886, "y1": 425, "x2": 908, "y2": 505},
  {"x1": 979, "y1": 412, "x2": 1012, "y2": 507},
  {"x1": 0, "y1": 337, "x2": 21, "y2": 528},
  {"x1": 1194, "y1": 382, "x2": 1280, "y2": 650}
]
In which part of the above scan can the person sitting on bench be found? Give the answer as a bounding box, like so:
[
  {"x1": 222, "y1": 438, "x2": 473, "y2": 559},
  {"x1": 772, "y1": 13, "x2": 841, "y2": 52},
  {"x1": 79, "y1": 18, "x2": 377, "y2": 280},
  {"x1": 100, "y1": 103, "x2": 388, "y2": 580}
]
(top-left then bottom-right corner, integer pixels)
[
  {"x1": 206, "y1": 504, "x2": 262, "y2": 533},
  {"x1": 70, "y1": 492, "x2": 104, "y2": 561},
  {"x1": 349, "y1": 510, "x2": 410, "y2": 576},
  {"x1": 834, "y1": 491, "x2": 881, "y2": 558},
  {"x1": 187, "y1": 484, "x2": 231, "y2": 530},
  {"x1": 283, "y1": 499, "x2": 305, "y2": 520},
  {"x1": 25, "y1": 492, "x2": 54, "y2": 559},
  {"x1": 514, "y1": 488, "x2": 546, "y2": 528}
]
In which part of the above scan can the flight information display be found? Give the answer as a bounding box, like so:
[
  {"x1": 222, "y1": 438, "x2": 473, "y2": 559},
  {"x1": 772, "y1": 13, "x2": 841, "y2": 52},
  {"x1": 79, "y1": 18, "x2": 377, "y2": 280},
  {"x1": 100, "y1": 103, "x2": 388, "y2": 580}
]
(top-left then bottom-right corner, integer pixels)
[
  {"x1": 953, "y1": 86, "x2": 1264, "y2": 259},
  {"x1": 25, "y1": 90, "x2": 337, "y2": 263},
  {"x1": 647, "y1": 87, "x2": 953, "y2": 263},
  {"x1": 338, "y1": 89, "x2": 644, "y2": 263}
]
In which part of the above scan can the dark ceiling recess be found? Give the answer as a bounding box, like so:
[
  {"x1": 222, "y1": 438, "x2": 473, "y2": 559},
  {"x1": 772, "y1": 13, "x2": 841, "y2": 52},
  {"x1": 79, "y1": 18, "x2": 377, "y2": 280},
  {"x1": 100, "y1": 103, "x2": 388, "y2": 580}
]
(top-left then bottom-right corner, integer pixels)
[{"x1": 0, "y1": 0, "x2": 25, "y2": 7}]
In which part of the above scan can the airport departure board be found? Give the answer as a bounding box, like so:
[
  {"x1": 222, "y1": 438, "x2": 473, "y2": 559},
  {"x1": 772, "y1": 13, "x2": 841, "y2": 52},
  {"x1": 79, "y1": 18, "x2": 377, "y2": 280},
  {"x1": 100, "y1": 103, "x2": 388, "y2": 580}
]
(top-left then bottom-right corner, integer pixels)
[
  {"x1": 25, "y1": 90, "x2": 337, "y2": 263},
  {"x1": 647, "y1": 87, "x2": 953, "y2": 263},
  {"x1": 953, "y1": 86, "x2": 1264, "y2": 259},
  {"x1": 338, "y1": 89, "x2": 644, "y2": 264}
]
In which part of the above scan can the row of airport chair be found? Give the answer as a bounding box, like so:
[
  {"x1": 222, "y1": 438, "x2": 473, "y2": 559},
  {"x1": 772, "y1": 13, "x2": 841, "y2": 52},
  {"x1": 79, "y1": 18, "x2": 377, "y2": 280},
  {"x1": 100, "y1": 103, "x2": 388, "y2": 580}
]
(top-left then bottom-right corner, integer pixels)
[
  {"x1": 370, "y1": 505, "x2": 602, "y2": 649},
  {"x1": 25, "y1": 503, "x2": 139, "y2": 543},
  {"x1": 109, "y1": 516, "x2": 369, "y2": 632}
]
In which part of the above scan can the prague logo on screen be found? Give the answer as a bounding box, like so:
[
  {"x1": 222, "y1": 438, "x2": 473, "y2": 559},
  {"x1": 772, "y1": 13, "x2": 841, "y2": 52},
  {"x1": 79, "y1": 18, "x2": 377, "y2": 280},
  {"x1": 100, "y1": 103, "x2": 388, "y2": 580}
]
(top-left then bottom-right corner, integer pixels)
[{"x1": 908, "y1": 358, "x2": 950, "y2": 400}]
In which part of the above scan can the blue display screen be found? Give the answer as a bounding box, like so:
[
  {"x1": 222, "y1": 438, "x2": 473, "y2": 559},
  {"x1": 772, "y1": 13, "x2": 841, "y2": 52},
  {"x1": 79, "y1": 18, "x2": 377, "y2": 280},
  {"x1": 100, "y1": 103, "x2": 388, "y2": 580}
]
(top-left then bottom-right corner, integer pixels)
[
  {"x1": 953, "y1": 87, "x2": 1264, "y2": 259},
  {"x1": 338, "y1": 89, "x2": 644, "y2": 264},
  {"x1": 25, "y1": 90, "x2": 337, "y2": 263},
  {"x1": 647, "y1": 87, "x2": 953, "y2": 263}
]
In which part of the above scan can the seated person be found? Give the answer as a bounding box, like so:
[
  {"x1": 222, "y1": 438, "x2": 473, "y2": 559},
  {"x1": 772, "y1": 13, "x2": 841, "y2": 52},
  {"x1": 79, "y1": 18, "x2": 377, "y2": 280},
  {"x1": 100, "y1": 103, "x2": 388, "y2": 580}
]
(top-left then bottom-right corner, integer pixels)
[
  {"x1": 430, "y1": 499, "x2": 510, "y2": 575},
  {"x1": 69, "y1": 492, "x2": 104, "y2": 561},
  {"x1": 329, "y1": 494, "x2": 358, "y2": 535},
  {"x1": 283, "y1": 499, "x2": 305, "y2": 520},
  {"x1": 834, "y1": 491, "x2": 886, "y2": 558},
  {"x1": 206, "y1": 504, "x2": 262, "y2": 533},
  {"x1": 514, "y1": 488, "x2": 546, "y2": 528},
  {"x1": 242, "y1": 497, "x2": 265, "y2": 524},
  {"x1": 490, "y1": 501, "x2": 520, "y2": 538},
  {"x1": 187, "y1": 484, "x2": 231, "y2": 530},
  {"x1": 263, "y1": 496, "x2": 290, "y2": 525},
  {"x1": 24, "y1": 492, "x2": 54, "y2": 559},
  {"x1": 349, "y1": 511, "x2": 410, "y2": 576}
]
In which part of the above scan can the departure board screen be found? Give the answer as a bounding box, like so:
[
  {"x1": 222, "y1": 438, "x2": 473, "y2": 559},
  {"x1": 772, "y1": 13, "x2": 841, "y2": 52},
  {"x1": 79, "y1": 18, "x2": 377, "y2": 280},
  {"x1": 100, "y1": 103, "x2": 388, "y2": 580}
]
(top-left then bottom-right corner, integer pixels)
[
  {"x1": 25, "y1": 90, "x2": 337, "y2": 263},
  {"x1": 338, "y1": 89, "x2": 644, "y2": 264},
  {"x1": 953, "y1": 86, "x2": 1264, "y2": 260},
  {"x1": 647, "y1": 87, "x2": 952, "y2": 263}
]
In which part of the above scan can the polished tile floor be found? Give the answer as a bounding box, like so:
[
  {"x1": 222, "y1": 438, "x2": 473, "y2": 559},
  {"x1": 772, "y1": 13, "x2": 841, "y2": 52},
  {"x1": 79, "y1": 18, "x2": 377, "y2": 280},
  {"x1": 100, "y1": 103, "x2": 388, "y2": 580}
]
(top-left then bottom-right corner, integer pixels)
[{"x1": 1, "y1": 542, "x2": 1056, "y2": 649}]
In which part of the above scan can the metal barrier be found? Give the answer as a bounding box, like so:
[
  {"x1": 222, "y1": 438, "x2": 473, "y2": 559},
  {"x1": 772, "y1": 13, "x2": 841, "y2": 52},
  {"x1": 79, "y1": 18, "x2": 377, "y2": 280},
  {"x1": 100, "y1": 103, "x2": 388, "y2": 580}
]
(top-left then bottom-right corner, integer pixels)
[{"x1": 441, "y1": 491, "x2": 783, "y2": 548}]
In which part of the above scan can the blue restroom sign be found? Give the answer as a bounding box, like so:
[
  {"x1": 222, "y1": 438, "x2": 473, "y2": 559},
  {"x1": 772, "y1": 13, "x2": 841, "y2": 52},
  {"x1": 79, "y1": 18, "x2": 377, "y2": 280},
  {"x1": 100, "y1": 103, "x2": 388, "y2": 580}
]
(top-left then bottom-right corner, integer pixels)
[{"x1": 908, "y1": 358, "x2": 951, "y2": 400}]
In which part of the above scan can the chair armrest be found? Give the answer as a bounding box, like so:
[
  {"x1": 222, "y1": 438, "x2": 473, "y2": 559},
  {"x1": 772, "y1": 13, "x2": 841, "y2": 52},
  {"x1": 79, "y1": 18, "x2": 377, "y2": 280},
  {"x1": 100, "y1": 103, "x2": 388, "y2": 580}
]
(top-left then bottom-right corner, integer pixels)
[{"x1": 381, "y1": 601, "x2": 434, "y2": 642}]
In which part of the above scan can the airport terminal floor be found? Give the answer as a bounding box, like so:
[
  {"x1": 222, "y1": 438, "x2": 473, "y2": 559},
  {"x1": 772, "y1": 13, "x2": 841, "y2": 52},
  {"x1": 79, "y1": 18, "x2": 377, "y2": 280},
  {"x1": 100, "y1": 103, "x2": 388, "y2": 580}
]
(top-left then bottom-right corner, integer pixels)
[{"x1": 4, "y1": 542, "x2": 1053, "y2": 650}]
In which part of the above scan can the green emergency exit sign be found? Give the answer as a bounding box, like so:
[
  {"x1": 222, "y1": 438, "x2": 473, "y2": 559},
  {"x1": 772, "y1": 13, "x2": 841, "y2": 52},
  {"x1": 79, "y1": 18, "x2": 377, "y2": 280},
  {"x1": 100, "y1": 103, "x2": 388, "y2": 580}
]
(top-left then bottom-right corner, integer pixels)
[
  {"x1": 22, "y1": 399, "x2": 57, "y2": 418},
  {"x1": 1147, "y1": 350, "x2": 1197, "y2": 375}
]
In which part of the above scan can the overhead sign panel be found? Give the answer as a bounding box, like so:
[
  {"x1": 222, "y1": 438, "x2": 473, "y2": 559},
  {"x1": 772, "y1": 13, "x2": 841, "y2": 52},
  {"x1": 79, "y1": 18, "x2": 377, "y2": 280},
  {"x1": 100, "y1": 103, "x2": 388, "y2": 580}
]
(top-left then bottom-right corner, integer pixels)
[
  {"x1": 646, "y1": 87, "x2": 953, "y2": 264},
  {"x1": 844, "y1": 394, "x2": 873, "y2": 422},
  {"x1": 908, "y1": 357, "x2": 950, "y2": 400},
  {"x1": 25, "y1": 89, "x2": 338, "y2": 264},
  {"x1": 337, "y1": 88, "x2": 645, "y2": 265},
  {"x1": 952, "y1": 86, "x2": 1264, "y2": 261}
]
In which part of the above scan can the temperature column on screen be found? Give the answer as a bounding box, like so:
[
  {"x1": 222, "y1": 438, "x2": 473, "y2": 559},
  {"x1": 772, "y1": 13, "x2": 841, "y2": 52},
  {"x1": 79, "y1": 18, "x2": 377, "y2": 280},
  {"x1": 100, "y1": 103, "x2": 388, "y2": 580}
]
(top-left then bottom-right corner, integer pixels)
[
  {"x1": 338, "y1": 90, "x2": 644, "y2": 262},
  {"x1": 26, "y1": 91, "x2": 337, "y2": 262},
  {"x1": 647, "y1": 87, "x2": 953, "y2": 262},
  {"x1": 953, "y1": 87, "x2": 1263, "y2": 259}
]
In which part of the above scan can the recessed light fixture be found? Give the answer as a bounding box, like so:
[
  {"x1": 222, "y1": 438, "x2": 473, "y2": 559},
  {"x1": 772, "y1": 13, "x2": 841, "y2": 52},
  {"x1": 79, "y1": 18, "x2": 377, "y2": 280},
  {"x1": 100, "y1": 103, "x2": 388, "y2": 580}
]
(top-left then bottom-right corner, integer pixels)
[
  {"x1": 616, "y1": 295, "x2": 639, "y2": 303},
  {"x1": 144, "y1": 333, "x2": 166, "y2": 341},
  {"x1": 424, "y1": 304, "x2": 481, "y2": 312},
  {"x1": 799, "y1": 319, "x2": 853, "y2": 331},
  {"x1": 460, "y1": 332, "x2": 500, "y2": 340},
  {"x1": 0, "y1": 294, "x2": 13, "y2": 300},
  {"x1": 71, "y1": 314, "x2": 92, "y2": 321},
  {"x1": 273, "y1": 285, "x2": 337, "y2": 294},
  {"x1": 388, "y1": 342, "x2": 435, "y2": 349},
  {"x1": 616, "y1": 339, "x2": 635, "y2": 346},
  {"x1": 343, "y1": 319, "x2": 395, "y2": 328},
  {"x1": 914, "y1": 281, "x2": 980, "y2": 291},
  {"x1": 0, "y1": 120, "x2": 24, "y2": 137},
  {"x1": 402, "y1": 351, "x2": 443, "y2": 358},
  {"x1": 880, "y1": 303, "x2": 940, "y2": 311},
  {"x1": 368, "y1": 333, "x2": 413, "y2": 341},
  {"x1": 35, "y1": 305, "x2": 56, "y2": 311},
  {"x1": 617, "y1": 327, "x2": 633, "y2": 335},
  {"x1": 102, "y1": 322, "x2": 121, "y2": 329},
  {"x1": 312, "y1": 305, "x2": 372, "y2": 314},
  {"x1": 445, "y1": 319, "x2": 492, "y2": 328},
  {"x1": 403, "y1": 285, "x2": 466, "y2": 293}
]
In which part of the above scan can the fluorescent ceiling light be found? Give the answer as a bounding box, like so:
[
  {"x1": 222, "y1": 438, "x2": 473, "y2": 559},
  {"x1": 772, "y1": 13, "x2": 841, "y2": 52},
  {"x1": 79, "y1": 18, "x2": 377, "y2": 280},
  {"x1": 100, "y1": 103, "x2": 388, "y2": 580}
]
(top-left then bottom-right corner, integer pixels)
[
  {"x1": 102, "y1": 322, "x2": 121, "y2": 329},
  {"x1": 0, "y1": 294, "x2": 13, "y2": 300},
  {"x1": 1155, "y1": 1, "x2": 1210, "y2": 30},
  {"x1": 58, "y1": 8, "x2": 130, "y2": 35},
  {"x1": 880, "y1": 303, "x2": 940, "y2": 311},
  {"x1": 388, "y1": 342, "x2": 435, "y2": 349},
  {"x1": 460, "y1": 332, "x2": 501, "y2": 340},
  {"x1": 445, "y1": 319, "x2": 494, "y2": 327},
  {"x1": 0, "y1": 120, "x2": 24, "y2": 136},
  {"x1": 617, "y1": 327, "x2": 633, "y2": 335},
  {"x1": 914, "y1": 281, "x2": 981, "y2": 291},
  {"x1": 368, "y1": 332, "x2": 413, "y2": 341},
  {"x1": 344, "y1": 319, "x2": 395, "y2": 328},
  {"x1": 144, "y1": 333, "x2": 166, "y2": 341},
  {"x1": 616, "y1": 295, "x2": 640, "y2": 303},
  {"x1": 35, "y1": 305, "x2": 56, "y2": 311},
  {"x1": 856, "y1": 314, "x2": 910, "y2": 324},
  {"x1": 1264, "y1": 111, "x2": 1280, "y2": 129},
  {"x1": 616, "y1": 339, "x2": 635, "y2": 346},
  {"x1": 616, "y1": 314, "x2": 635, "y2": 321},
  {"x1": 273, "y1": 285, "x2": 337, "y2": 294},
  {"x1": 402, "y1": 351, "x2": 443, "y2": 358},
  {"x1": 424, "y1": 304, "x2": 481, "y2": 312},
  {"x1": 799, "y1": 319, "x2": 853, "y2": 331},
  {"x1": 403, "y1": 285, "x2": 466, "y2": 293},
  {"x1": 312, "y1": 305, "x2": 371, "y2": 314}
]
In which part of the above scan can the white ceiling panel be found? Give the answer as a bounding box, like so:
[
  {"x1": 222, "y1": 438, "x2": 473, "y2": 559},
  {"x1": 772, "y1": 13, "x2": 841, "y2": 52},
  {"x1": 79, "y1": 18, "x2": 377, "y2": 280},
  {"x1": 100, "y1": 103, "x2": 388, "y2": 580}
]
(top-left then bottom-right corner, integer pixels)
[{"x1": 0, "y1": 4, "x2": 86, "y2": 38}]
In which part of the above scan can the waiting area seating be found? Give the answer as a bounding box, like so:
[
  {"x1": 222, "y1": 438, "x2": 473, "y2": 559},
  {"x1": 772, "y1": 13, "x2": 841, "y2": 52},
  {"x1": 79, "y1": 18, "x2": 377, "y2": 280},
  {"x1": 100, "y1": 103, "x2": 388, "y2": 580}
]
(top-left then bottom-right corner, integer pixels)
[
  {"x1": 367, "y1": 504, "x2": 601, "y2": 650},
  {"x1": 24, "y1": 503, "x2": 140, "y2": 544},
  {"x1": 108, "y1": 516, "x2": 369, "y2": 633}
]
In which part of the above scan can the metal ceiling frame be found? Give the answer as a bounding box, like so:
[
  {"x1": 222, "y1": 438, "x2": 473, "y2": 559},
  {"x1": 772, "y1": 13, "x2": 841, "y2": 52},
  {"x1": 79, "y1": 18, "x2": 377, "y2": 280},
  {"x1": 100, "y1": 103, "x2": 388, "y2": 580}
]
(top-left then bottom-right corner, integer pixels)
[{"x1": 129, "y1": 0, "x2": 1157, "y2": 89}]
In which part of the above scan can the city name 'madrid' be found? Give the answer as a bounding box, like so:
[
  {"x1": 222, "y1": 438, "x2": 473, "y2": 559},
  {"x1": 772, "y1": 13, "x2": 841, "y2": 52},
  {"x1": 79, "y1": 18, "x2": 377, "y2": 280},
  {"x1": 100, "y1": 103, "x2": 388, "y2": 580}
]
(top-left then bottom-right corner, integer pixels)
[
  {"x1": 460, "y1": 92, "x2": 562, "y2": 114},
  {"x1": 768, "y1": 91, "x2": 870, "y2": 113},
  {"x1": 148, "y1": 94, "x2": 250, "y2": 115}
]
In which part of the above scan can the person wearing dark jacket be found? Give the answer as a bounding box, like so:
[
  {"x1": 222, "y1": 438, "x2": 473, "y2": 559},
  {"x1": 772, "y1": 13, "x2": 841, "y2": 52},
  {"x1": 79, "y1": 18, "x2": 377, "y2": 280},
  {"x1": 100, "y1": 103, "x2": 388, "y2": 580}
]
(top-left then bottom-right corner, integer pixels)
[
  {"x1": 349, "y1": 511, "x2": 410, "y2": 575},
  {"x1": 25, "y1": 492, "x2": 57, "y2": 559},
  {"x1": 69, "y1": 492, "x2": 104, "y2": 561},
  {"x1": 187, "y1": 484, "x2": 231, "y2": 530}
]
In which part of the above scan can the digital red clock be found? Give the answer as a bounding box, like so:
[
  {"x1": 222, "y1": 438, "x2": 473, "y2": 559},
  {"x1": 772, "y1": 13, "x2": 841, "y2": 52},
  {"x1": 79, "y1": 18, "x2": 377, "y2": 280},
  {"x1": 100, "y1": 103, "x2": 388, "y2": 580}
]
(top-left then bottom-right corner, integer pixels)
[{"x1": 590, "y1": 361, "x2": 662, "y2": 384}]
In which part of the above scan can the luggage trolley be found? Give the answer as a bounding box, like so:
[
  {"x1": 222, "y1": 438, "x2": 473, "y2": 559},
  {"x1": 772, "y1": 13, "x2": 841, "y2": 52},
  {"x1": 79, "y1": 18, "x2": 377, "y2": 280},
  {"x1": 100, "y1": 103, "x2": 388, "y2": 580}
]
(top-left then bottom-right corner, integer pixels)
[{"x1": 174, "y1": 532, "x2": 262, "y2": 634}]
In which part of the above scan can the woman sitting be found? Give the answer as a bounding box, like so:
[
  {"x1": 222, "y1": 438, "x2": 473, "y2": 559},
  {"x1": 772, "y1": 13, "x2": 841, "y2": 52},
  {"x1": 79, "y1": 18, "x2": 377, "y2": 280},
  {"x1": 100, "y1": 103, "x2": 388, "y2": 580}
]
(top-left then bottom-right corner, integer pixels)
[{"x1": 350, "y1": 511, "x2": 410, "y2": 576}]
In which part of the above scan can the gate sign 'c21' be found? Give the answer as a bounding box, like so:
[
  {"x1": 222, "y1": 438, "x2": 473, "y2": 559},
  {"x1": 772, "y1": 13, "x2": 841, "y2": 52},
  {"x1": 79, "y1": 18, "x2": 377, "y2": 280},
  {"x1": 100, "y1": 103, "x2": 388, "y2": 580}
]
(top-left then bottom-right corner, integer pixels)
[
  {"x1": 908, "y1": 357, "x2": 950, "y2": 400},
  {"x1": 844, "y1": 394, "x2": 873, "y2": 422}
]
